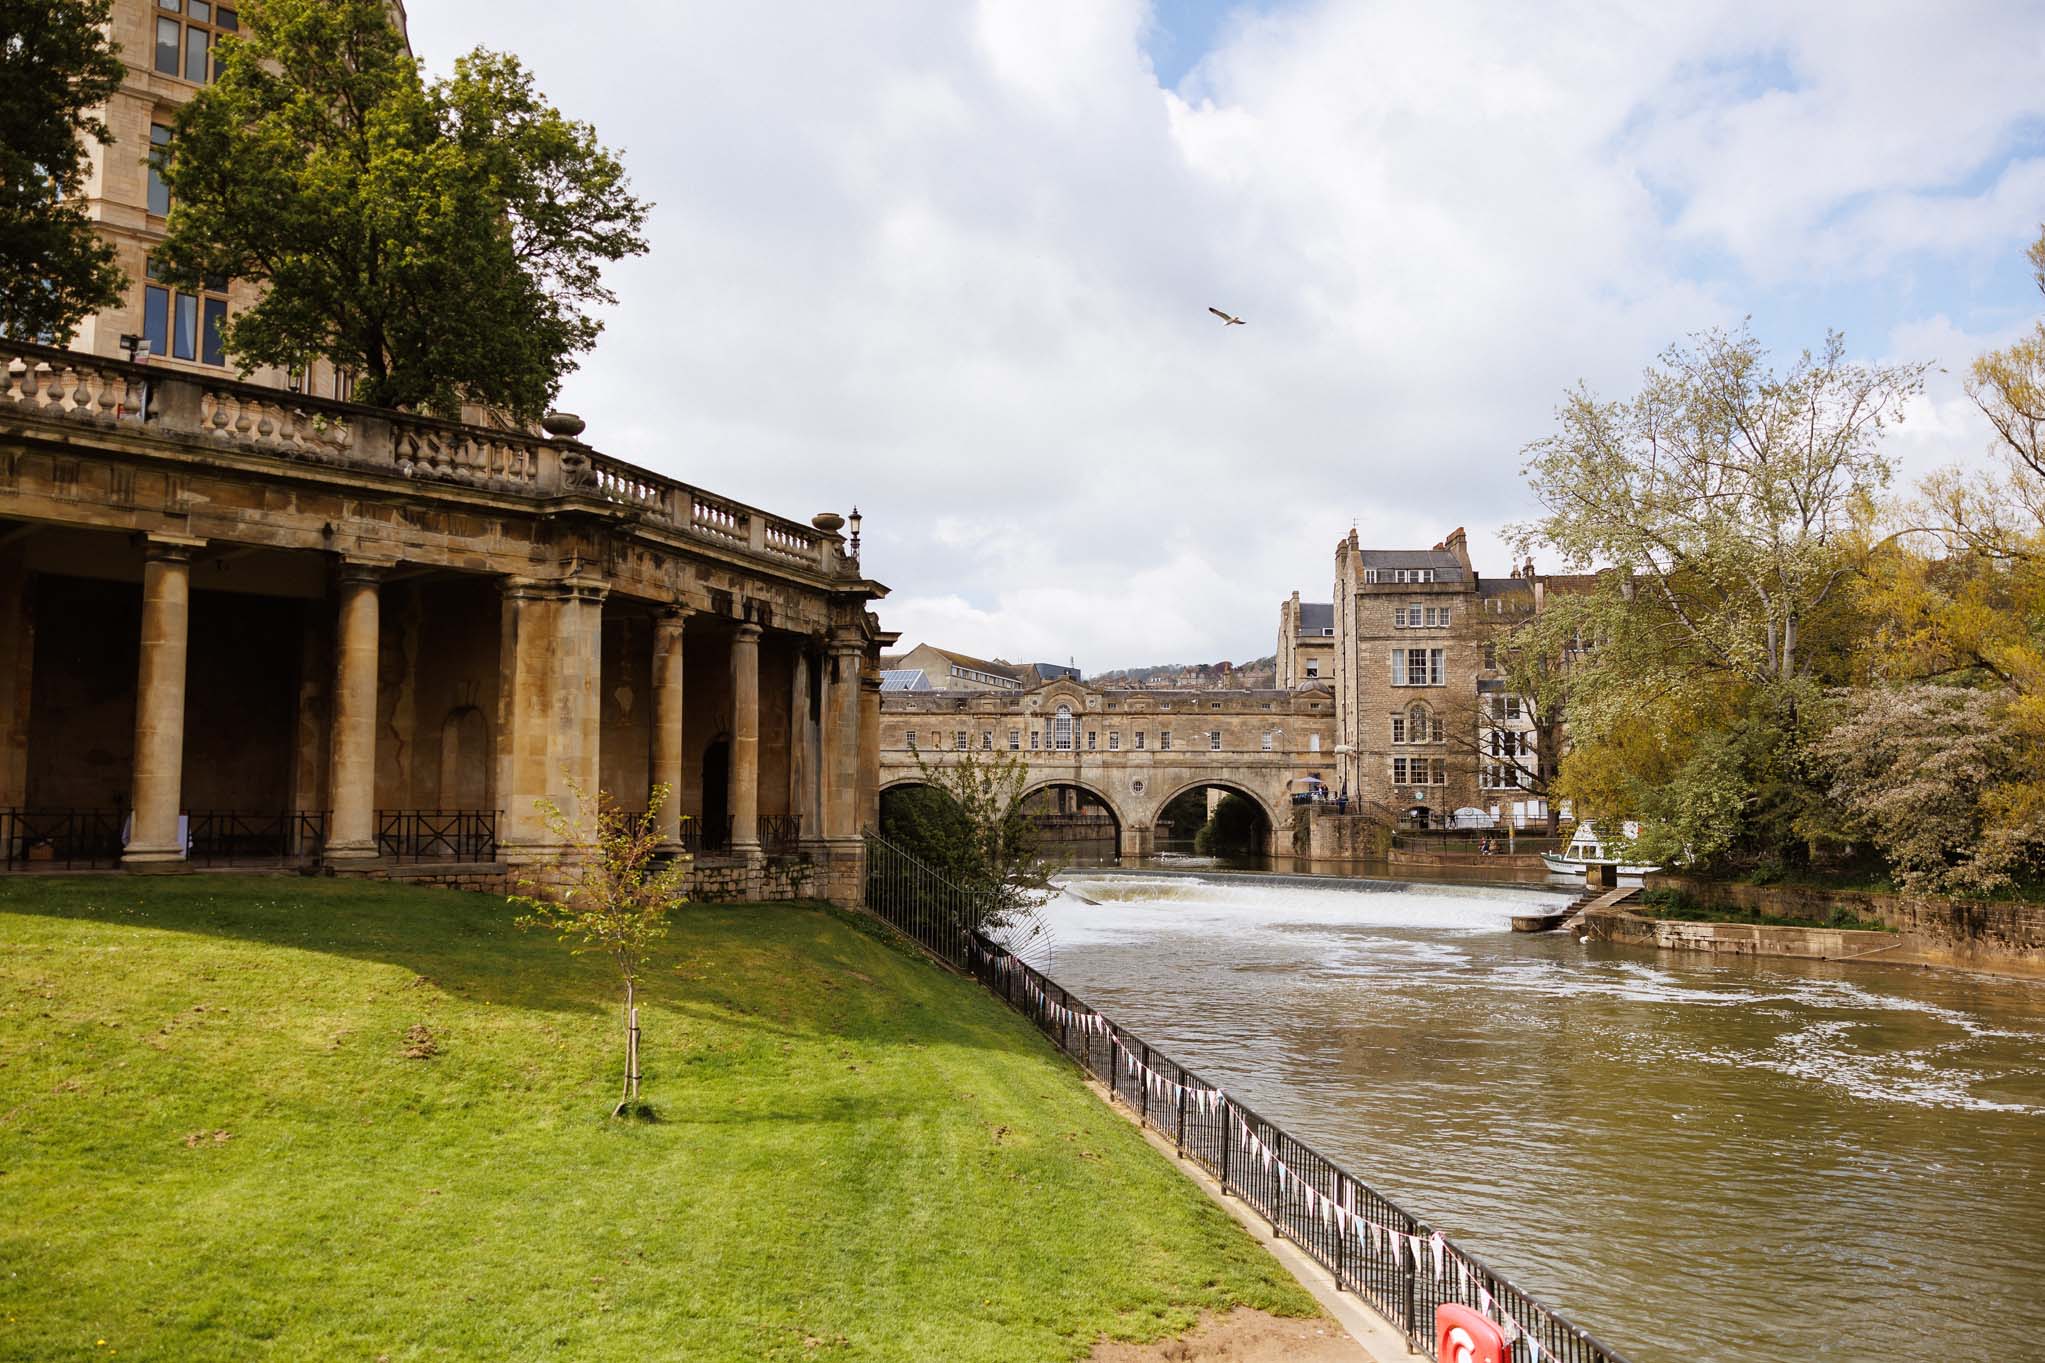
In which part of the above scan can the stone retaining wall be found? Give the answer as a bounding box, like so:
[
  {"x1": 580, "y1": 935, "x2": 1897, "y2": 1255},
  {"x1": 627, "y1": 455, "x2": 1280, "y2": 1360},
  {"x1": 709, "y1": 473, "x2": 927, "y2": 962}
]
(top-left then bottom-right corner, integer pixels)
[
  {"x1": 1586, "y1": 908, "x2": 1901, "y2": 964},
  {"x1": 1644, "y1": 874, "x2": 2045, "y2": 977}
]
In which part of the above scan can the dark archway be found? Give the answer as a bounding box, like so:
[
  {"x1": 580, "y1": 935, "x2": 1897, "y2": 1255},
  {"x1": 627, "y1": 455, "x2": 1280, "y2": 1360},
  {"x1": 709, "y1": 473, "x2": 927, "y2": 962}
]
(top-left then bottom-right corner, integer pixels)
[
  {"x1": 1150, "y1": 781, "x2": 1275, "y2": 857},
  {"x1": 699, "y1": 738, "x2": 730, "y2": 851},
  {"x1": 1017, "y1": 781, "x2": 1121, "y2": 857}
]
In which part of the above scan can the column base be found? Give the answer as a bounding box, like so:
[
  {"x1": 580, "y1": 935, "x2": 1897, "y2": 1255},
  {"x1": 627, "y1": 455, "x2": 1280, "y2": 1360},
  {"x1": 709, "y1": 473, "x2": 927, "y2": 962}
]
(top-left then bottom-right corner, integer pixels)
[
  {"x1": 322, "y1": 842, "x2": 382, "y2": 869},
  {"x1": 728, "y1": 840, "x2": 763, "y2": 865},
  {"x1": 122, "y1": 847, "x2": 191, "y2": 873}
]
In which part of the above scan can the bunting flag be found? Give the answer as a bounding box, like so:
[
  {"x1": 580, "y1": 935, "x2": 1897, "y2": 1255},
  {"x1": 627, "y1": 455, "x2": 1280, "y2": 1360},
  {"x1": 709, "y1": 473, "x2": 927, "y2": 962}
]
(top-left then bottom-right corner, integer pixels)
[{"x1": 1430, "y1": 1231, "x2": 1445, "y2": 1280}]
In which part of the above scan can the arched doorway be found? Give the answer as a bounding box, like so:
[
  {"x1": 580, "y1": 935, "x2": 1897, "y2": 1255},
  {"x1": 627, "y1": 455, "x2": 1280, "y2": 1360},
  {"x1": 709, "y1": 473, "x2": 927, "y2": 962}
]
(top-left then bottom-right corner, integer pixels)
[{"x1": 700, "y1": 738, "x2": 730, "y2": 851}]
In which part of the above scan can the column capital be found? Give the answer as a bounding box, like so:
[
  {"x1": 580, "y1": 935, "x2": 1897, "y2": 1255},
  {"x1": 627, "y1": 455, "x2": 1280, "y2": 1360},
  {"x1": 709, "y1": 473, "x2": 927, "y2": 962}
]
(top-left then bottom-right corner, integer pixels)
[
  {"x1": 336, "y1": 558, "x2": 390, "y2": 586},
  {"x1": 734, "y1": 621, "x2": 764, "y2": 643},
  {"x1": 142, "y1": 532, "x2": 207, "y2": 563},
  {"x1": 656, "y1": 602, "x2": 692, "y2": 629},
  {"x1": 825, "y1": 634, "x2": 865, "y2": 658}
]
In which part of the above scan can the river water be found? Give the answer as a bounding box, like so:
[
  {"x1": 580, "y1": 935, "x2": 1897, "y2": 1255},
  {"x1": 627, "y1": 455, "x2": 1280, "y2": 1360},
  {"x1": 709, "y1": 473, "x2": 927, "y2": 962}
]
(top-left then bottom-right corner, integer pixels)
[{"x1": 1032, "y1": 870, "x2": 2045, "y2": 1363}]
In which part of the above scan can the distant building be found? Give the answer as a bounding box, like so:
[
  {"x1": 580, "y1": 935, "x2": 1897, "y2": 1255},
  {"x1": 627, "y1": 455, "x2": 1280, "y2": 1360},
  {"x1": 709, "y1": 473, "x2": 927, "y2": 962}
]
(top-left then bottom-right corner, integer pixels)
[
  {"x1": 1285, "y1": 527, "x2": 1590, "y2": 828},
  {"x1": 1019, "y1": 662, "x2": 1081, "y2": 685},
  {"x1": 882, "y1": 643, "x2": 1025, "y2": 693},
  {"x1": 1276, "y1": 593, "x2": 1335, "y2": 687}
]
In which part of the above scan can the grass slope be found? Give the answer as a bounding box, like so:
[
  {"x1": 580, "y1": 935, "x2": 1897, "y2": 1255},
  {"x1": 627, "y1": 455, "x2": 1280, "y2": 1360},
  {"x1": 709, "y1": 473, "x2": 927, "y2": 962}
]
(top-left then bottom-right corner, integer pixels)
[{"x1": 0, "y1": 877, "x2": 1312, "y2": 1361}]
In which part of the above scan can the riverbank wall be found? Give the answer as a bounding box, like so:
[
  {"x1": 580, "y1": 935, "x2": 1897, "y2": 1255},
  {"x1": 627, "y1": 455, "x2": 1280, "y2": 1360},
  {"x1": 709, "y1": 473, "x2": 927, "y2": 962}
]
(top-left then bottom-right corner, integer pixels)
[
  {"x1": 1642, "y1": 874, "x2": 2045, "y2": 978},
  {"x1": 1584, "y1": 908, "x2": 1902, "y2": 965}
]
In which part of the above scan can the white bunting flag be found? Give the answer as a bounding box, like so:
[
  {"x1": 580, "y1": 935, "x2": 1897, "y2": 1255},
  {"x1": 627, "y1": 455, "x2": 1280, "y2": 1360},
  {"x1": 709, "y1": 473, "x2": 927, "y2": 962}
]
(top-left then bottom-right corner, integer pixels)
[
  {"x1": 1527, "y1": 1338, "x2": 1540, "y2": 1363},
  {"x1": 1410, "y1": 1235, "x2": 1427, "y2": 1272},
  {"x1": 1478, "y1": 1287, "x2": 1494, "y2": 1316},
  {"x1": 1458, "y1": 1260, "x2": 1470, "y2": 1296},
  {"x1": 1430, "y1": 1232, "x2": 1445, "y2": 1280},
  {"x1": 1385, "y1": 1230, "x2": 1401, "y2": 1267}
]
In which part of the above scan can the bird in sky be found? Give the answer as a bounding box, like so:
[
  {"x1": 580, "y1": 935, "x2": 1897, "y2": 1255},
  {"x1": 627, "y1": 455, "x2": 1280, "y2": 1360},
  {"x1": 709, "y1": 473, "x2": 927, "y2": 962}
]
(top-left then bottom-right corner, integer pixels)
[{"x1": 1208, "y1": 307, "x2": 1245, "y2": 326}]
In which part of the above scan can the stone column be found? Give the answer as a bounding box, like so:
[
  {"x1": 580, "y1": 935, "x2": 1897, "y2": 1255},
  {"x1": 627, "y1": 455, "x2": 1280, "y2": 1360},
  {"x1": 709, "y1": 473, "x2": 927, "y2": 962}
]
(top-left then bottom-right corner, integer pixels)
[
  {"x1": 324, "y1": 562, "x2": 384, "y2": 860},
  {"x1": 728, "y1": 622, "x2": 762, "y2": 858},
  {"x1": 650, "y1": 606, "x2": 688, "y2": 847},
  {"x1": 821, "y1": 638, "x2": 864, "y2": 841},
  {"x1": 496, "y1": 575, "x2": 607, "y2": 858},
  {"x1": 123, "y1": 535, "x2": 203, "y2": 868},
  {"x1": 858, "y1": 659, "x2": 882, "y2": 834}
]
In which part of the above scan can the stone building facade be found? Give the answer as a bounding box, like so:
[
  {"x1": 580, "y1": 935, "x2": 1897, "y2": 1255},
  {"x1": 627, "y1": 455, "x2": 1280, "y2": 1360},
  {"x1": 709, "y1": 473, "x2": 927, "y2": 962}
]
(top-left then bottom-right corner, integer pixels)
[
  {"x1": 878, "y1": 676, "x2": 1336, "y2": 855},
  {"x1": 66, "y1": 0, "x2": 409, "y2": 401},
  {"x1": 1275, "y1": 592, "x2": 1335, "y2": 687},
  {"x1": 0, "y1": 337, "x2": 891, "y2": 901},
  {"x1": 880, "y1": 642, "x2": 1025, "y2": 693},
  {"x1": 1309, "y1": 528, "x2": 1559, "y2": 828}
]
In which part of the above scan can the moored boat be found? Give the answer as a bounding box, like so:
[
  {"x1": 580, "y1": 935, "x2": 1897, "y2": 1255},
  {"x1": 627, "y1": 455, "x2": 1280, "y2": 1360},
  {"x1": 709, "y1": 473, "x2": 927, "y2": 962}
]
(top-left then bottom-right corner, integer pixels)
[{"x1": 1539, "y1": 821, "x2": 1660, "y2": 877}]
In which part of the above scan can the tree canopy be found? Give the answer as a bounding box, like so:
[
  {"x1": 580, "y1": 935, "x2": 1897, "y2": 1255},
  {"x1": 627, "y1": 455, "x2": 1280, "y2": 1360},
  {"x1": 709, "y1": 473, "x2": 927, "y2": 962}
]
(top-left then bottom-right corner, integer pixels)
[
  {"x1": 0, "y1": 0, "x2": 127, "y2": 343},
  {"x1": 153, "y1": 0, "x2": 648, "y2": 421}
]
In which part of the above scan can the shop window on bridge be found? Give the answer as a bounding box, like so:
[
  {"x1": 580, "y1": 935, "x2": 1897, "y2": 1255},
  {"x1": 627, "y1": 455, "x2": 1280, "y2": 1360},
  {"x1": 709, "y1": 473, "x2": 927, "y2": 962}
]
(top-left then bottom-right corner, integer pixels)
[
  {"x1": 906, "y1": 730, "x2": 917, "y2": 751},
  {"x1": 1107, "y1": 732, "x2": 1119, "y2": 750},
  {"x1": 953, "y1": 730, "x2": 966, "y2": 751},
  {"x1": 1261, "y1": 731, "x2": 1275, "y2": 751},
  {"x1": 1087, "y1": 730, "x2": 1097, "y2": 751},
  {"x1": 1160, "y1": 731, "x2": 1172, "y2": 750},
  {"x1": 1209, "y1": 730, "x2": 1221, "y2": 750},
  {"x1": 1054, "y1": 706, "x2": 1073, "y2": 750},
  {"x1": 1134, "y1": 731, "x2": 1145, "y2": 749},
  {"x1": 980, "y1": 731, "x2": 992, "y2": 750},
  {"x1": 1008, "y1": 728, "x2": 1020, "y2": 750},
  {"x1": 1030, "y1": 729, "x2": 1040, "y2": 750}
]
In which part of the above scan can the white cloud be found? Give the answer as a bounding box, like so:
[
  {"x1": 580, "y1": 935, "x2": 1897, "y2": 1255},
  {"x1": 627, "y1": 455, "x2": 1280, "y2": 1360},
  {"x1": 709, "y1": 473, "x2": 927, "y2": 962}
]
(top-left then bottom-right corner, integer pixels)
[{"x1": 404, "y1": 0, "x2": 2044, "y2": 669}]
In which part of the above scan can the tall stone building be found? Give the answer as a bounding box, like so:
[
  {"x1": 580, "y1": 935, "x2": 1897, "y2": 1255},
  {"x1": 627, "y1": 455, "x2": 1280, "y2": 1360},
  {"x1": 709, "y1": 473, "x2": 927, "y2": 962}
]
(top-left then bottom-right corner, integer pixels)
[
  {"x1": 1275, "y1": 592, "x2": 1334, "y2": 687},
  {"x1": 66, "y1": 0, "x2": 406, "y2": 399},
  {"x1": 1304, "y1": 528, "x2": 1561, "y2": 828}
]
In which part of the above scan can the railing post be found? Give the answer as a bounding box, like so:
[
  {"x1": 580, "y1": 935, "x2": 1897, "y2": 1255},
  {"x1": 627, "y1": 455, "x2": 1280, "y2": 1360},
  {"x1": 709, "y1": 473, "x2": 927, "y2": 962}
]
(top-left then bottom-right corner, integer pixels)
[
  {"x1": 1173, "y1": 1064, "x2": 1187, "y2": 1156},
  {"x1": 1401, "y1": 1215, "x2": 1418, "y2": 1341},
  {"x1": 1138, "y1": 1043, "x2": 1150, "y2": 1125},
  {"x1": 1217, "y1": 1099, "x2": 1232, "y2": 1197}
]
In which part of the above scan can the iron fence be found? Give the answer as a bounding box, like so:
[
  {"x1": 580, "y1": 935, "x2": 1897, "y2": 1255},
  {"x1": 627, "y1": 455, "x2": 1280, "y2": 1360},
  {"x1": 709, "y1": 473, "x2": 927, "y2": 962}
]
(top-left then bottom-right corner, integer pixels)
[
  {"x1": 678, "y1": 815, "x2": 733, "y2": 855},
  {"x1": 859, "y1": 830, "x2": 1635, "y2": 1363},
  {"x1": 760, "y1": 814, "x2": 802, "y2": 853},
  {"x1": 1, "y1": 808, "x2": 124, "y2": 870},
  {"x1": 188, "y1": 810, "x2": 327, "y2": 866},
  {"x1": 375, "y1": 809, "x2": 498, "y2": 862}
]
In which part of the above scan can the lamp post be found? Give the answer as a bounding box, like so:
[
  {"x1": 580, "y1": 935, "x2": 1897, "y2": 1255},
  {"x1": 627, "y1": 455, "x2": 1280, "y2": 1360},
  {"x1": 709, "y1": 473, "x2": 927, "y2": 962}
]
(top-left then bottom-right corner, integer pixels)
[
  {"x1": 846, "y1": 506, "x2": 861, "y2": 560},
  {"x1": 1333, "y1": 744, "x2": 1351, "y2": 805}
]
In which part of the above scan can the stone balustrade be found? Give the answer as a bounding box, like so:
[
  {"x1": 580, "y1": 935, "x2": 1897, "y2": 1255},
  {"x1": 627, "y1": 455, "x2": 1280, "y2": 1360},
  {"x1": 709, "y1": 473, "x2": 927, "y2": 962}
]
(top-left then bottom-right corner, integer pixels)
[{"x1": 1, "y1": 338, "x2": 850, "y2": 579}]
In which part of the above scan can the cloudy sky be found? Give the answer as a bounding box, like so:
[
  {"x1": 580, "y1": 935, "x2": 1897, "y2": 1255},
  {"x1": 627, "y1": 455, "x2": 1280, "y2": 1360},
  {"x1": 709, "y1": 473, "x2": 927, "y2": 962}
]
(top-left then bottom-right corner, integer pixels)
[{"x1": 407, "y1": 1, "x2": 2045, "y2": 671}]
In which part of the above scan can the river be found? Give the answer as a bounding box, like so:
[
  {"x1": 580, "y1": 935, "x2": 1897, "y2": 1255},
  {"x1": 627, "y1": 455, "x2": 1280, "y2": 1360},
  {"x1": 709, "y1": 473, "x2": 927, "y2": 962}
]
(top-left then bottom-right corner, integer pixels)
[{"x1": 1031, "y1": 869, "x2": 2045, "y2": 1363}]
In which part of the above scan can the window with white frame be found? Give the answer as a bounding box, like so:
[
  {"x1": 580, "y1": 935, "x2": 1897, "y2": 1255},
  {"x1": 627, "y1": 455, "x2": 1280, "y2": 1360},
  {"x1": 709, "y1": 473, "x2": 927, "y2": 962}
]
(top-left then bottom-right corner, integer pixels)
[
  {"x1": 1390, "y1": 714, "x2": 1406, "y2": 744},
  {"x1": 1309, "y1": 733, "x2": 1320, "y2": 752},
  {"x1": 1054, "y1": 705, "x2": 1074, "y2": 750},
  {"x1": 954, "y1": 730, "x2": 966, "y2": 750},
  {"x1": 1008, "y1": 728, "x2": 1020, "y2": 750},
  {"x1": 1087, "y1": 730, "x2": 1097, "y2": 751},
  {"x1": 1209, "y1": 730, "x2": 1221, "y2": 750},
  {"x1": 906, "y1": 730, "x2": 917, "y2": 751},
  {"x1": 1134, "y1": 731, "x2": 1145, "y2": 749},
  {"x1": 1160, "y1": 731, "x2": 1172, "y2": 750},
  {"x1": 1029, "y1": 729, "x2": 1040, "y2": 750},
  {"x1": 1108, "y1": 732, "x2": 1120, "y2": 751},
  {"x1": 981, "y1": 731, "x2": 992, "y2": 750},
  {"x1": 1391, "y1": 648, "x2": 1445, "y2": 687},
  {"x1": 1261, "y1": 731, "x2": 1274, "y2": 751},
  {"x1": 1304, "y1": 659, "x2": 1320, "y2": 677}
]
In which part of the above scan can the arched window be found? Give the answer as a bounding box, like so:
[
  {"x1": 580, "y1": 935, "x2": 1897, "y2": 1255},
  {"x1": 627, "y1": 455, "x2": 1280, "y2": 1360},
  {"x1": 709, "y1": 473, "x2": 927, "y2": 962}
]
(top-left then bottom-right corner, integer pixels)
[{"x1": 1054, "y1": 705, "x2": 1074, "y2": 750}]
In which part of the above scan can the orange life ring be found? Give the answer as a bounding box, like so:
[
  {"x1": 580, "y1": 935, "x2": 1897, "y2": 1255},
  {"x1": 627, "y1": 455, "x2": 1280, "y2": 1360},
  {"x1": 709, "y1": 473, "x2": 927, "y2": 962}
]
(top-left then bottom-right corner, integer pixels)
[{"x1": 1436, "y1": 1304, "x2": 1507, "y2": 1363}]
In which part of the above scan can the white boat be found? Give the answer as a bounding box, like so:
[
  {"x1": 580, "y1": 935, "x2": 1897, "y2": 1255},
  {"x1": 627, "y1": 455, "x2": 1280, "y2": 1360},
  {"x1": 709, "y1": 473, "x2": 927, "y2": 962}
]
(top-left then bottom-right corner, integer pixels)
[{"x1": 1540, "y1": 821, "x2": 1661, "y2": 877}]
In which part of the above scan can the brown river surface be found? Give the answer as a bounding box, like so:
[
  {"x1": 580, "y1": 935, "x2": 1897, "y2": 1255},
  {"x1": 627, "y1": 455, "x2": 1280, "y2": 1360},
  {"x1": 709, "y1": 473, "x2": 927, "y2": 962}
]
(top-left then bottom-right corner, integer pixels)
[{"x1": 1028, "y1": 865, "x2": 2045, "y2": 1363}]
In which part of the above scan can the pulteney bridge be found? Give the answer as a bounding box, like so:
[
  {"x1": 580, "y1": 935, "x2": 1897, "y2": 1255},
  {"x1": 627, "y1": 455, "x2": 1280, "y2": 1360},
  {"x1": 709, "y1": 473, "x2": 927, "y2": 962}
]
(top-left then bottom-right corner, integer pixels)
[{"x1": 876, "y1": 676, "x2": 1337, "y2": 855}]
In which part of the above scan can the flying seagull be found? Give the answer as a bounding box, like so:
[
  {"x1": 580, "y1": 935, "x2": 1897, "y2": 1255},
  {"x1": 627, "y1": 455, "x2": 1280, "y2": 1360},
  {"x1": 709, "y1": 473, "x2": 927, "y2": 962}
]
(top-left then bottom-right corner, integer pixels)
[{"x1": 1208, "y1": 307, "x2": 1245, "y2": 326}]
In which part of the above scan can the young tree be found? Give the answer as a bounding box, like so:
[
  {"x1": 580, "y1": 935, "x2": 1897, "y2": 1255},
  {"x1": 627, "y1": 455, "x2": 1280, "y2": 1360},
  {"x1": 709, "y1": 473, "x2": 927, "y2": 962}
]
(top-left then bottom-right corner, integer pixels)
[
  {"x1": 510, "y1": 784, "x2": 689, "y2": 1117},
  {"x1": 153, "y1": 0, "x2": 648, "y2": 421},
  {"x1": 0, "y1": 0, "x2": 127, "y2": 342},
  {"x1": 882, "y1": 748, "x2": 1052, "y2": 935}
]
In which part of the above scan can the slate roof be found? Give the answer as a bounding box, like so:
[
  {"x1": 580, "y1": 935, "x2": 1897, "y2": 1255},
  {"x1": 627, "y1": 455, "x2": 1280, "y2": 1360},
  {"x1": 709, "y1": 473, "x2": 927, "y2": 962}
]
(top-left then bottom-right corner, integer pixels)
[{"x1": 1297, "y1": 602, "x2": 1334, "y2": 631}]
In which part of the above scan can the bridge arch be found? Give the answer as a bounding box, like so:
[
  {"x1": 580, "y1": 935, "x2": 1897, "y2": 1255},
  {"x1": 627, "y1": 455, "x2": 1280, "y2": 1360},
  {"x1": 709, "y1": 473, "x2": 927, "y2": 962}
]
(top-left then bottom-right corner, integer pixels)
[{"x1": 1143, "y1": 777, "x2": 1283, "y2": 855}]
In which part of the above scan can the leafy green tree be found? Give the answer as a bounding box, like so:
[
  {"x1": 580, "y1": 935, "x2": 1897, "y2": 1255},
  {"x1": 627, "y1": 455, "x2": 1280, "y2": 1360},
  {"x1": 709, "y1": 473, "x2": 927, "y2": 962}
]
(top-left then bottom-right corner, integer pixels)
[
  {"x1": 510, "y1": 783, "x2": 689, "y2": 1117},
  {"x1": 0, "y1": 0, "x2": 127, "y2": 342},
  {"x1": 153, "y1": 0, "x2": 648, "y2": 420},
  {"x1": 880, "y1": 748, "x2": 1051, "y2": 934},
  {"x1": 1514, "y1": 326, "x2": 1926, "y2": 868},
  {"x1": 1192, "y1": 793, "x2": 1264, "y2": 856}
]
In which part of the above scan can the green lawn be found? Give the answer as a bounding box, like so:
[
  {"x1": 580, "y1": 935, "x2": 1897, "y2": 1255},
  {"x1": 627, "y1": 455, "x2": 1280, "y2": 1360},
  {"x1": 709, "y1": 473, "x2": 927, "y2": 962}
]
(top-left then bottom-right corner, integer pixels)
[{"x1": 0, "y1": 876, "x2": 1312, "y2": 1362}]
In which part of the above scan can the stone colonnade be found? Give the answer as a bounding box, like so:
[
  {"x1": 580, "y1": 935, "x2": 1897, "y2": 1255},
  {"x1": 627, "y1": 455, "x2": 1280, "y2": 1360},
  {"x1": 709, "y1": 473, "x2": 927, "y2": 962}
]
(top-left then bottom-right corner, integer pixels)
[{"x1": 110, "y1": 547, "x2": 873, "y2": 893}]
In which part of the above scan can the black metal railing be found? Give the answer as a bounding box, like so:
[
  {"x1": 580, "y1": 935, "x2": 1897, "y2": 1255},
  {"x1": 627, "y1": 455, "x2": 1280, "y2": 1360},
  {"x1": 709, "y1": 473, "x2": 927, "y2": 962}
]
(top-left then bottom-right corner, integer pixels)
[
  {"x1": 678, "y1": 815, "x2": 733, "y2": 855},
  {"x1": 188, "y1": 810, "x2": 327, "y2": 866},
  {"x1": 759, "y1": 814, "x2": 802, "y2": 853},
  {"x1": 375, "y1": 809, "x2": 498, "y2": 862},
  {"x1": 1, "y1": 808, "x2": 124, "y2": 870},
  {"x1": 859, "y1": 831, "x2": 1635, "y2": 1363}
]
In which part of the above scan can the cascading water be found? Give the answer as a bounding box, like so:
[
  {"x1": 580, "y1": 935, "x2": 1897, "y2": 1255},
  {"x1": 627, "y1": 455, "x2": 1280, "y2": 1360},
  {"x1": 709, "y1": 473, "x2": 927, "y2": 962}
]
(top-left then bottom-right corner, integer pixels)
[{"x1": 1028, "y1": 871, "x2": 2045, "y2": 1363}]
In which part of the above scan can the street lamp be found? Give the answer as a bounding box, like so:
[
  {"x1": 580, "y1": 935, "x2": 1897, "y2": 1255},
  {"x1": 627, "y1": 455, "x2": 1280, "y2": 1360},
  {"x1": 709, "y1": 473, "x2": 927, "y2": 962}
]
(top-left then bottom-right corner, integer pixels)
[
  {"x1": 1333, "y1": 744, "x2": 1351, "y2": 803},
  {"x1": 846, "y1": 506, "x2": 861, "y2": 559}
]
